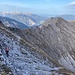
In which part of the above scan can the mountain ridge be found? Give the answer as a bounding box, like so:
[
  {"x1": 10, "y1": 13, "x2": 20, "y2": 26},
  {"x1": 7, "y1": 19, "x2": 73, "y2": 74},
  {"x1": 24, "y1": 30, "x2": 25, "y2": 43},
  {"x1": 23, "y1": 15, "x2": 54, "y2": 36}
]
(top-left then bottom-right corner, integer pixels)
[
  {"x1": 0, "y1": 17, "x2": 75, "y2": 75},
  {"x1": 0, "y1": 20, "x2": 70, "y2": 75},
  {"x1": 12, "y1": 17, "x2": 75, "y2": 73}
]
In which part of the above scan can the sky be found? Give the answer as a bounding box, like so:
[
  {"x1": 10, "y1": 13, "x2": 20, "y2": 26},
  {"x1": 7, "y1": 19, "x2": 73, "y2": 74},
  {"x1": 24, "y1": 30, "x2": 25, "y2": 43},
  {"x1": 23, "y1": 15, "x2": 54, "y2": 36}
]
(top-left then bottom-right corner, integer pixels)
[{"x1": 0, "y1": 0, "x2": 75, "y2": 15}]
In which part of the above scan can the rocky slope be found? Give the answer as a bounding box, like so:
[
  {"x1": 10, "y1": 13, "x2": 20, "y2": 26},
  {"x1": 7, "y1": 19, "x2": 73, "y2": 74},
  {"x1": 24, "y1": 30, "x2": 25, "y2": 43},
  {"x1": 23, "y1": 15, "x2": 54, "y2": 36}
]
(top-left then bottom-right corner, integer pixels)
[
  {"x1": 0, "y1": 20, "x2": 70, "y2": 75},
  {"x1": 10, "y1": 17, "x2": 75, "y2": 74}
]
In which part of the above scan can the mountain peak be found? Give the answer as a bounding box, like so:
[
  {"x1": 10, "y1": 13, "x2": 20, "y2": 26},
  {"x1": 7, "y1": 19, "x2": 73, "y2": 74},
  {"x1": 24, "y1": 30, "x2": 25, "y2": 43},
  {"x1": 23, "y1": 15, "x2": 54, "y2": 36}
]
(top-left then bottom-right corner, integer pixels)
[{"x1": 42, "y1": 17, "x2": 68, "y2": 27}]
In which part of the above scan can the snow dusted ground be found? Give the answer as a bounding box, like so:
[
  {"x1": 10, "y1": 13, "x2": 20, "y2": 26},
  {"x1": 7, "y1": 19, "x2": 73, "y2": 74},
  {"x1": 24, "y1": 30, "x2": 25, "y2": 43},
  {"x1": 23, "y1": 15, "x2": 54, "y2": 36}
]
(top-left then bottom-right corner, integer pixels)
[{"x1": 0, "y1": 28, "x2": 63, "y2": 75}]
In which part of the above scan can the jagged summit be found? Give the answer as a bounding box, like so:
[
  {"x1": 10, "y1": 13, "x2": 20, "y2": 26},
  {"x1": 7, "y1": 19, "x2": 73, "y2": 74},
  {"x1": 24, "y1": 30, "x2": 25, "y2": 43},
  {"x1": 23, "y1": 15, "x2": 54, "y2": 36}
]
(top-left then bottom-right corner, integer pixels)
[{"x1": 42, "y1": 17, "x2": 69, "y2": 27}]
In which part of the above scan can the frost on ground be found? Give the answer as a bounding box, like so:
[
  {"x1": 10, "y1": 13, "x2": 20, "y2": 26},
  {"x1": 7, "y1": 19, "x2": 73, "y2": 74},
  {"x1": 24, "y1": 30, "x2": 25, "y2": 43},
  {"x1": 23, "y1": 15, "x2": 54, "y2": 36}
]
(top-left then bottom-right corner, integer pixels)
[{"x1": 0, "y1": 28, "x2": 64, "y2": 75}]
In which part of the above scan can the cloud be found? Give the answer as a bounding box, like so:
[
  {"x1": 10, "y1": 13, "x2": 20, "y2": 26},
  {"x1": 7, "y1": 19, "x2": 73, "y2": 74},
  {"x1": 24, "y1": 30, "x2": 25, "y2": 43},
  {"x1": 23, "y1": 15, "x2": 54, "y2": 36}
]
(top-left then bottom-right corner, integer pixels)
[
  {"x1": 70, "y1": 2, "x2": 75, "y2": 5},
  {"x1": 69, "y1": 2, "x2": 75, "y2": 9}
]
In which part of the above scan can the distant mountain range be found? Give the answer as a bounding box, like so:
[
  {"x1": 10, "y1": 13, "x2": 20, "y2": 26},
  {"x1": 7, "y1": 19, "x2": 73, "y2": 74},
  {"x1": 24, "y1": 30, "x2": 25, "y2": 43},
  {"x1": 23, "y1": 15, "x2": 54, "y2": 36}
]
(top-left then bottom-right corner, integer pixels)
[
  {"x1": 59, "y1": 14, "x2": 75, "y2": 20},
  {"x1": 41, "y1": 14, "x2": 75, "y2": 20},
  {"x1": 0, "y1": 12, "x2": 47, "y2": 27},
  {"x1": 0, "y1": 12, "x2": 75, "y2": 29},
  {"x1": 0, "y1": 16, "x2": 29, "y2": 29}
]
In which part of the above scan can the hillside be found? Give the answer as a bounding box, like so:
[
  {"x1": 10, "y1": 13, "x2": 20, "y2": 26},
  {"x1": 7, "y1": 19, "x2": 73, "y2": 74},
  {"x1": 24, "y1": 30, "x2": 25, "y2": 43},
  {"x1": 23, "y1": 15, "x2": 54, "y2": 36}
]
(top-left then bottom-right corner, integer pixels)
[
  {"x1": 0, "y1": 20, "x2": 71, "y2": 75},
  {"x1": 9, "y1": 17, "x2": 75, "y2": 74}
]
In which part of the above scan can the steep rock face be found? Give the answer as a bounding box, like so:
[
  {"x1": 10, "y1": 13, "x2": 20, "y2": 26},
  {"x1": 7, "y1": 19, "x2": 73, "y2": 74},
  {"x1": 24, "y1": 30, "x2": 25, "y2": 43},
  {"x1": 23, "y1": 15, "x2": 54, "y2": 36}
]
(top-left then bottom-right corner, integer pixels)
[
  {"x1": 14, "y1": 17, "x2": 75, "y2": 73},
  {"x1": 0, "y1": 21, "x2": 67, "y2": 75}
]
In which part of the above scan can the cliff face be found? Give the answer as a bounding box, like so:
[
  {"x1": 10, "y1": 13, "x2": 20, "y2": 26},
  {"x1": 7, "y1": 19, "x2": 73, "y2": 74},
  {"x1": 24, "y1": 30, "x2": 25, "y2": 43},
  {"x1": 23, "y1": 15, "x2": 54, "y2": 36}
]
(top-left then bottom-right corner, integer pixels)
[{"x1": 15, "y1": 17, "x2": 75, "y2": 73}]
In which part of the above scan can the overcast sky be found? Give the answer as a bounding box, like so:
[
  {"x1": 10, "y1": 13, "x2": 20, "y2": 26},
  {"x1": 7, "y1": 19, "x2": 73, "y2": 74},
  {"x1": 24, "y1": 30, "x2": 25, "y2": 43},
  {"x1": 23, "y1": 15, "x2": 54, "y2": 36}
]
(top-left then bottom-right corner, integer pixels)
[{"x1": 0, "y1": 0, "x2": 75, "y2": 15}]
